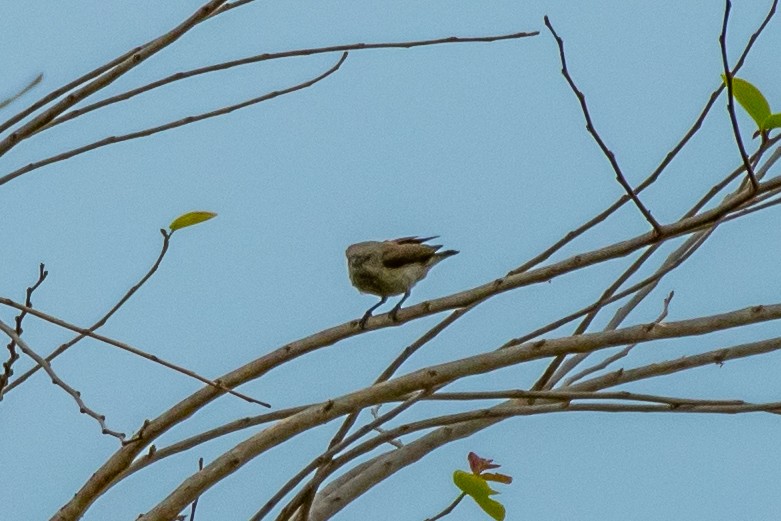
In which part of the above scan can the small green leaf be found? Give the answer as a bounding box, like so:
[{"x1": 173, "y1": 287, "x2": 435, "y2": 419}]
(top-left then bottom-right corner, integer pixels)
[
  {"x1": 722, "y1": 76, "x2": 771, "y2": 130},
  {"x1": 764, "y1": 113, "x2": 781, "y2": 131},
  {"x1": 454, "y1": 470, "x2": 496, "y2": 498},
  {"x1": 473, "y1": 495, "x2": 506, "y2": 521},
  {"x1": 454, "y1": 471, "x2": 505, "y2": 520},
  {"x1": 169, "y1": 211, "x2": 217, "y2": 231}
]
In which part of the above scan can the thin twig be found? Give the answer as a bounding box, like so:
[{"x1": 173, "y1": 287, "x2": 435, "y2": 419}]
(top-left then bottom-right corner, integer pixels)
[
  {"x1": 0, "y1": 53, "x2": 349, "y2": 187},
  {"x1": 574, "y1": 337, "x2": 781, "y2": 393},
  {"x1": 425, "y1": 389, "x2": 744, "y2": 407},
  {"x1": 0, "y1": 298, "x2": 270, "y2": 407},
  {"x1": 370, "y1": 405, "x2": 404, "y2": 448},
  {"x1": 46, "y1": 32, "x2": 538, "y2": 130},
  {"x1": 0, "y1": 0, "x2": 261, "y2": 136},
  {"x1": 544, "y1": 141, "x2": 780, "y2": 388},
  {"x1": 546, "y1": 228, "x2": 713, "y2": 389},
  {"x1": 424, "y1": 494, "x2": 466, "y2": 521},
  {"x1": 543, "y1": 15, "x2": 661, "y2": 234},
  {"x1": 501, "y1": 236, "x2": 698, "y2": 353},
  {"x1": 528, "y1": 245, "x2": 660, "y2": 392},
  {"x1": 720, "y1": 0, "x2": 760, "y2": 191},
  {"x1": 725, "y1": 187, "x2": 781, "y2": 222},
  {"x1": 0, "y1": 0, "x2": 232, "y2": 158},
  {"x1": 507, "y1": 0, "x2": 778, "y2": 279},
  {"x1": 0, "y1": 263, "x2": 47, "y2": 395},
  {"x1": 0, "y1": 52, "x2": 135, "y2": 135},
  {"x1": 562, "y1": 291, "x2": 674, "y2": 386},
  {"x1": 0, "y1": 320, "x2": 126, "y2": 439},
  {"x1": 328, "y1": 304, "x2": 476, "y2": 449},
  {"x1": 122, "y1": 406, "x2": 307, "y2": 479},
  {"x1": 252, "y1": 391, "x2": 428, "y2": 521},
  {"x1": 0, "y1": 74, "x2": 44, "y2": 111},
  {"x1": 6, "y1": 229, "x2": 172, "y2": 394},
  {"x1": 188, "y1": 458, "x2": 205, "y2": 521}
]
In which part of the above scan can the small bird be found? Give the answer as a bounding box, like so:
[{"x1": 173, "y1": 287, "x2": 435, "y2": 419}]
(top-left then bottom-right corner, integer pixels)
[{"x1": 346, "y1": 236, "x2": 458, "y2": 328}]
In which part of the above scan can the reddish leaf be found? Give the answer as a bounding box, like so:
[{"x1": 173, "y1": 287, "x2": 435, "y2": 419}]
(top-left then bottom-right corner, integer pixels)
[
  {"x1": 468, "y1": 452, "x2": 501, "y2": 475},
  {"x1": 481, "y1": 472, "x2": 513, "y2": 484}
]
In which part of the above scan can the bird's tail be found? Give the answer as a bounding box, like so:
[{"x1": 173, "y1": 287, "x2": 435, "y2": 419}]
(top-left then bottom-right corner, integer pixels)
[{"x1": 434, "y1": 249, "x2": 459, "y2": 262}]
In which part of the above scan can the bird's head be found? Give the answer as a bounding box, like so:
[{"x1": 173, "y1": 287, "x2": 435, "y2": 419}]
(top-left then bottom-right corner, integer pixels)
[{"x1": 346, "y1": 242, "x2": 378, "y2": 268}]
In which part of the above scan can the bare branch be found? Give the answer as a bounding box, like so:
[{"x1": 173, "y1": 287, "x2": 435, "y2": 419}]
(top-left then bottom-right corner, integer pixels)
[
  {"x1": 0, "y1": 298, "x2": 270, "y2": 407},
  {"x1": 0, "y1": 53, "x2": 349, "y2": 187},
  {"x1": 719, "y1": 0, "x2": 760, "y2": 190},
  {"x1": 528, "y1": 245, "x2": 660, "y2": 392},
  {"x1": 135, "y1": 302, "x2": 781, "y2": 520},
  {"x1": 6, "y1": 230, "x2": 172, "y2": 394},
  {"x1": 508, "y1": 0, "x2": 778, "y2": 278},
  {"x1": 0, "y1": 52, "x2": 136, "y2": 135},
  {"x1": 188, "y1": 458, "x2": 205, "y2": 521},
  {"x1": 0, "y1": 263, "x2": 47, "y2": 395},
  {"x1": 0, "y1": 320, "x2": 125, "y2": 440},
  {"x1": 424, "y1": 494, "x2": 466, "y2": 521},
  {"x1": 46, "y1": 32, "x2": 538, "y2": 130},
  {"x1": 0, "y1": 0, "x2": 232, "y2": 158},
  {"x1": 122, "y1": 406, "x2": 308, "y2": 480},
  {"x1": 254, "y1": 392, "x2": 428, "y2": 521},
  {"x1": 328, "y1": 304, "x2": 476, "y2": 449},
  {"x1": 562, "y1": 290, "x2": 674, "y2": 386},
  {"x1": 540, "y1": 139, "x2": 781, "y2": 389},
  {"x1": 543, "y1": 15, "x2": 661, "y2": 234},
  {"x1": 304, "y1": 392, "x2": 781, "y2": 521},
  {"x1": 425, "y1": 389, "x2": 741, "y2": 407},
  {"x1": 0, "y1": 0, "x2": 266, "y2": 136},
  {"x1": 574, "y1": 337, "x2": 781, "y2": 392},
  {"x1": 0, "y1": 74, "x2": 44, "y2": 111}
]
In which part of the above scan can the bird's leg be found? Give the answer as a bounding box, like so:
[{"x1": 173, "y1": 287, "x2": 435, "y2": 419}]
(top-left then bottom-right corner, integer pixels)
[
  {"x1": 389, "y1": 291, "x2": 410, "y2": 322},
  {"x1": 359, "y1": 296, "x2": 387, "y2": 329}
]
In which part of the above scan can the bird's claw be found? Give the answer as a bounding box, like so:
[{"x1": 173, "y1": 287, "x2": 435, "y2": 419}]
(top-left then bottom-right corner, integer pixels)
[{"x1": 358, "y1": 313, "x2": 371, "y2": 330}]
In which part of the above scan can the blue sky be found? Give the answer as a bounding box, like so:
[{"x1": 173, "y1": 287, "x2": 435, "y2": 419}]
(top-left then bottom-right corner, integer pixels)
[{"x1": 3, "y1": 1, "x2": 781, "y2": 520}]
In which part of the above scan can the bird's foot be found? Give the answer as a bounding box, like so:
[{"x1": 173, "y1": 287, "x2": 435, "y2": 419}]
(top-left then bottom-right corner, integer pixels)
[
  {"x1": 358, "y1": 312, "x2": 371, "y2": 329},
  {"x1": 389, "y1": 306, "x2": 401, "y2": 322}
]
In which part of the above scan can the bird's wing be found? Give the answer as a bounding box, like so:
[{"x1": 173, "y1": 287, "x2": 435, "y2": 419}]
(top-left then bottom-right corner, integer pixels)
[
  {"x1": 381, "y1": 242, "x2": 437, "y2": 268},
  {"x1": 389, "y1": 236, "x2": 438, "y2": 245}
]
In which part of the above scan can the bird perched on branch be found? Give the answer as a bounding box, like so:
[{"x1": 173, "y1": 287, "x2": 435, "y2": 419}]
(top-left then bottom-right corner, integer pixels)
[{"x1": 346, "y1": 236, "x2": 459, "y2": 329}]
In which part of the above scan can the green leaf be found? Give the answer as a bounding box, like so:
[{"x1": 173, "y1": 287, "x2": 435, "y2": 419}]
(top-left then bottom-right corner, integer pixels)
[
  {"x1": 473, "y1": 495, "x2": 506, "y2": 521},
  {"x1": 722, "y1": 76, "x2": 771, "y2": 130},
  {"x1": 454, "y1": 470, "x2": 496, "y2": 497},
  {"x1": 764, "y1": 113, "x2": 781, "y2": 131},
  {"x1": 453, "y1": 471, "x2": 506, "y2": 520},
  {"x1": 169, "y1": 211, "x2": 217, "y2": 231}
]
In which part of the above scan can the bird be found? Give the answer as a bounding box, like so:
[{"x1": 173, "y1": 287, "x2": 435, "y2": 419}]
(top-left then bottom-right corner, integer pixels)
[{"x1": 346, "y1": 236, "x2": 458, "y2": 328}]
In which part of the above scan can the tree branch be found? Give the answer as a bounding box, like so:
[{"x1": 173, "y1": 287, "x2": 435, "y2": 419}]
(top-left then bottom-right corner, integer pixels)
[
  {"x1": 0, "y1": 298, "x2": 270, "y2": 407},
  {"x1": 0, "y1": 320, "x2": 126, "y2": 439},
  {"x1": 0, "y1": 53, "x2": 349, "y2": 187},
  {"x1": 0, "y1": 263, "x2": 47, "y2": 395},
  {"x1": 543, "y1": 15, "x2": 661, "y2": 233},
  {"x1": 719, "y1": 0, "x2": 759, "y2": 190},
  {"x1": 45, "y1": 32, "x2": 538, "y2": 131},
  {"x1": 5, "y1": 230, "x2": 171, "y2": 394},
  {"x1": 0, "y1": 0, "x2": 232, "y2": 158}
]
